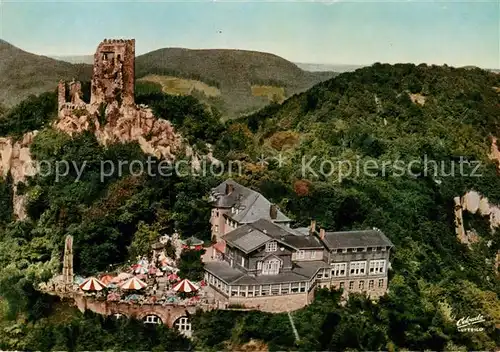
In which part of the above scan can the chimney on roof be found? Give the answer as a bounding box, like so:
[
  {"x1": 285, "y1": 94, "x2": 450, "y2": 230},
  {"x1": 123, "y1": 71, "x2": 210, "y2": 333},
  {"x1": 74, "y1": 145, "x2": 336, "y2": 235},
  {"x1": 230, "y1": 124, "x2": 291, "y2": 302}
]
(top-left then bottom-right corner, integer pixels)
[
  {"x1": 309, "y1": 220, "x2": 316, "y2": 235},
  {"x1": 225, "y1": 183, "x2": 234, "y2": 195},
  {"x1": 270, "y1": 204, "x2": 278, "y2": 220},
  {"x1": 319, "y1": 228, "x2": 325, "y2": 240}
]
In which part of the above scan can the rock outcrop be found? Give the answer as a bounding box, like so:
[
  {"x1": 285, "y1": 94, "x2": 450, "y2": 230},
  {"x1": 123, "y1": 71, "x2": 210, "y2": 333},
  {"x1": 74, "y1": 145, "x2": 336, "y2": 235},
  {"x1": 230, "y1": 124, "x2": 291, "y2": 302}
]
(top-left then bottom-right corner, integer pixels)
[
  {"x1": 56, "y1": 101, "x2": 182, "y2": 160},
  {"x1": 0, "y1": 131, "x2": 38, "y2": 219}
]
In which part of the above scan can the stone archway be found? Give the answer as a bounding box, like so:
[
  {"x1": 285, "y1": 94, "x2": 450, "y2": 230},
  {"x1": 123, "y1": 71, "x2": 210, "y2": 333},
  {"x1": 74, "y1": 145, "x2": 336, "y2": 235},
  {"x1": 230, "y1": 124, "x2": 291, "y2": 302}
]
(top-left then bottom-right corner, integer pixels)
[
  {"x1": 173, "y1": 316, "x2": 192, "y2": 338},
  {"x1": 138, "y1": 310, "x2": 169, "y2": 325},
  {"x1": 143, "y1": 314, "x2": 163, "y2": 325}
]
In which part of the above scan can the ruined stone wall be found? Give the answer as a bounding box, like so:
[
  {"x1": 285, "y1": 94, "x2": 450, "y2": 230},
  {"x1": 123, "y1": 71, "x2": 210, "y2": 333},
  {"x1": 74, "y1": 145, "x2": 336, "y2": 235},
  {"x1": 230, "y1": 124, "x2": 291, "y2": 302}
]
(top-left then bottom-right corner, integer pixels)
[{"x1": 90, "y1": 39, "x2": 135, "y2": 106}]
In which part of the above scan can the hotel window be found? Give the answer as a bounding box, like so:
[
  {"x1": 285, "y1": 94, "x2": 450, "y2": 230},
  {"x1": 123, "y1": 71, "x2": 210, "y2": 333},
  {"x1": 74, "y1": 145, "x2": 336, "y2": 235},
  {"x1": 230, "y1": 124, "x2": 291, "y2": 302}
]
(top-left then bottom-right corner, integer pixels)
[
  {"x1": 368, "y1": 280, "x2": 374, "y2": 289},
  {"x1": 216, "y1": 210, "x2": 219, "y2": 217},
  {"x1": 299, "y1": 282, "x2": 306, "y2": 292},
  {"x1": 291, "y1": 283, "x2": 299, "y2": 293},
  {"x1": 271, "y1": 285, "x2": 280, "y2": 295},
  {"x1": 296, "y1": 250, "x2": 305, "y2": 259},
  {"x1": 378, "y1": 279, "x2": 384, "y2": 288},
  {"x1": 349, "y1": 261, "x2": 366, "y2": 276},
  {"x1": 381, "y1": 246, "x2": 387, "y2": 251},
  {"x1": 352, "y1": 248, "x2": 358, "y2": 253},
  {"x1": 241, "y1": 257, "x2": 245, "y2": 267},
  {"x1": 281, "y1": 285, "x2": 289, "y2": 295},
  {"x1": 359, "y1": 281, "x2": 364, "y2": 290},
  {"x1": 342, "y1": 248, "x2": 348, "y2": 253},
  {"x1": 311, "y1": 251, "x2": 317, "y2": 259},
  {"x1": 214, "y1": 224, "x2": 219, "y2": 233},
  {"x1": 339, "y1": 282, "x2": 345, "y2": 289},
  {"x1": 331, "y1": 262, "x2": 347, "y2": 277},
  {"x1": 257, "y1": 261, "x2": 262, "y2": 270},
  {"x1": 262, "y1": 259, "x2": 280, "y2": 275},
  {"x1": 265, "y1": 241, "x2": 277, "y2": 252},
  {"x1": 369, "y1": 260, "x2": 385, "y2": 275},
  {"x1": 349, "y1": 281, "x2": 354, "y2": 290},
  {"x1": 231, "y1": 207, "x2": 235, "y2": 213}
]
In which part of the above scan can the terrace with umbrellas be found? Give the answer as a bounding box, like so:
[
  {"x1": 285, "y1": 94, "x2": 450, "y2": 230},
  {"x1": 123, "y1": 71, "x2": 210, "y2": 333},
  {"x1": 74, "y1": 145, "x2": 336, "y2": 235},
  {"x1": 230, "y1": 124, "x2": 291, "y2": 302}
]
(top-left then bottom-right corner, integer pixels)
[{"x1": 43, "y1": 233, "x2": 209, "y2": 310}]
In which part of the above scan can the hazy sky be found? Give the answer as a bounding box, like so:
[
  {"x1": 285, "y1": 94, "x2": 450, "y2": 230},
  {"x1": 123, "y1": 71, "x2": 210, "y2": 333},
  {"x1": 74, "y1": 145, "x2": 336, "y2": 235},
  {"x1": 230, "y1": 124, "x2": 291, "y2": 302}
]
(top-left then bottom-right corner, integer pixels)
[{"x1": 0, "y1": 0, "x2": 499, "y2": 68}]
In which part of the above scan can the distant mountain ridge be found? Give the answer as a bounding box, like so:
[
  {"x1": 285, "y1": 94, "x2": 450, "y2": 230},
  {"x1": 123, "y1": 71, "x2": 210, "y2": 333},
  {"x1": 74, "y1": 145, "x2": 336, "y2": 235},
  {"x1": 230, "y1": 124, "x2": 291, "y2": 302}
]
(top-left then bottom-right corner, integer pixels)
[
  {"x1": 0, "y1": 40, "x2": 91, "y2": 108},
  {"x1": 0, "y1": 40, "x2": 336, "y2": 117},
  {"x1": 295, "y1": 62, "x2": 366, "y2": 72}
]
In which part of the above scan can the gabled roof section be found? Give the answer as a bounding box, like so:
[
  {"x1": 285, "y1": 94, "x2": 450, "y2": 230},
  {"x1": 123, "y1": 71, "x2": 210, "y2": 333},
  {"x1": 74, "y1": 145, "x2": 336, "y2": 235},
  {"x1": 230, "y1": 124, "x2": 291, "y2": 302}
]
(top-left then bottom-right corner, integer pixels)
[
  {"x1": 251, "y1": 220, "x2": 324, "y2": 249},
  {"x1": 322, "y1": 229, "x2": 393, "y2": 250},
  {"x1": 210, "y1": 179, "x2": 290, "y2": 224},
  {"x1": 223, "y1": 219, "x2": 324, "y2": 253},
  {"x1": 223, "y1": 226, "x2": 272, "y2": 254}
]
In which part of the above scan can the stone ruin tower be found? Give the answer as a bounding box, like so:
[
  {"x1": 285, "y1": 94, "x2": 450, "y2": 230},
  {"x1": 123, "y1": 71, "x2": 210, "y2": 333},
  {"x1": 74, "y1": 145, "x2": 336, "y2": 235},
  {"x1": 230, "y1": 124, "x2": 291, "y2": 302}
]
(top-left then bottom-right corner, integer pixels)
[
  {"x1": 90, "y1": 39, "x2": 136, "y2": 106},
  {"x1": 57, "y1": 38, "x2": 136, "y2": 115},
  {"x1": 62, "y1": 235, "x2": 74, "y2": 286}
]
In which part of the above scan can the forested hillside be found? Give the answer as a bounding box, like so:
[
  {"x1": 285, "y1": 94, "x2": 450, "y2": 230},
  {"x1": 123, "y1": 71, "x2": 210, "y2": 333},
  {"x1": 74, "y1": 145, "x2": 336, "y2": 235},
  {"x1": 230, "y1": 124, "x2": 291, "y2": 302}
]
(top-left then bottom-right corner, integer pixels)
[
  {"x1": 0, "y1": 63, "x2": 498, "y2": 350},
  {"x1": 203, "y1": 63, "x2": 500, "y2": 350}
]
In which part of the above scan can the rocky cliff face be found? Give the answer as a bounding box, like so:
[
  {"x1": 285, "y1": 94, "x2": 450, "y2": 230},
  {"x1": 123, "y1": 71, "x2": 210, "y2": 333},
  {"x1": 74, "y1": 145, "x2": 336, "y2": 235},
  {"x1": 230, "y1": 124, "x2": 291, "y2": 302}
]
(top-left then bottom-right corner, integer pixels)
[
  {"x1": 0, "y1": 131, "x2": 38, "y2": 219},
  {"x1": 454, "y1": 190, "x2": 500, "y2": 274},
  {"x1": 55, "y1": 101, "x2": 183, "y2": 160},
  {"x1": 454, "y1": 190, "x2": 500, "y2": 246}
]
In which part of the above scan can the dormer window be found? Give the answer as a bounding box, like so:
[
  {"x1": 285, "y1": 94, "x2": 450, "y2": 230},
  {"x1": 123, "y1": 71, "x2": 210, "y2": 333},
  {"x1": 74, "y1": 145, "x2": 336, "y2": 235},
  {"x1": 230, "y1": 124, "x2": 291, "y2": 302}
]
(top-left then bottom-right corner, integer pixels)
[
  {"x1": 231, "y1": 207, "x2": 235, "y2": 213},
  {"x1": 352, "y1": 248, "x2": 358, "y2": 253},
  {"x1": 262, "y1": 258, "x2": 280, "y2": 275},
  {"x1": 265, "y1": 241, "x2": 277, "y2": 252}
]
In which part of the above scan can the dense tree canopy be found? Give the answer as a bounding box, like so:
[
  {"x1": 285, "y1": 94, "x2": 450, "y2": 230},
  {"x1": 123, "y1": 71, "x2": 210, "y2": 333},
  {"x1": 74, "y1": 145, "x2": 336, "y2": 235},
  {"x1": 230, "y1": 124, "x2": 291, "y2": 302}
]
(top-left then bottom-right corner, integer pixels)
[{"x1": 0, "y1": 64, "x2": 499, "y2": 350}]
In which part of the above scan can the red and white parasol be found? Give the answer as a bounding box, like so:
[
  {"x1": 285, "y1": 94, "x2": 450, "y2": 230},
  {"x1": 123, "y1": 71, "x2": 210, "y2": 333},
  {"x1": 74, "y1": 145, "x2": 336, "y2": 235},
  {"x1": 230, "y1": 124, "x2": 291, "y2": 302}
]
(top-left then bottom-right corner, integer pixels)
[
  {"x1": 167, "y1": 273, "x2": 179, "y2": 281},
  {"x1": 134, "y1": 266, "x2": 148, "y2": 275},
  {"x1": 100, "y1": 275, "x2": 114, "y2": 285},
  {"x1": 111, "y1": 272, "x2": 133, "y2": 283},
  {"x1": 172, "y1": 278, "x2": 199, "y2": 293},
  {"x1": 120, "y1": 277, "x2": 147, "y2": 290},
  {"x1": 79, "y1": 277, "x2": 107, "y2": 291}
]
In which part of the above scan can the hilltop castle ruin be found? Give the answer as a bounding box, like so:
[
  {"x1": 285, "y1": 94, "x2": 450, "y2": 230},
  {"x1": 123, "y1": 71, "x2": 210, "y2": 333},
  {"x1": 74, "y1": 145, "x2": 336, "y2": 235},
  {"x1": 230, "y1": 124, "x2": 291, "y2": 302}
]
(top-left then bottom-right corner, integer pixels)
[
  {"x1": 58, "y1": 39, "x2": 136, "y2": 111},
  {"x1": 55, "y1": 39, "x2": 182, "y2": 160}
]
